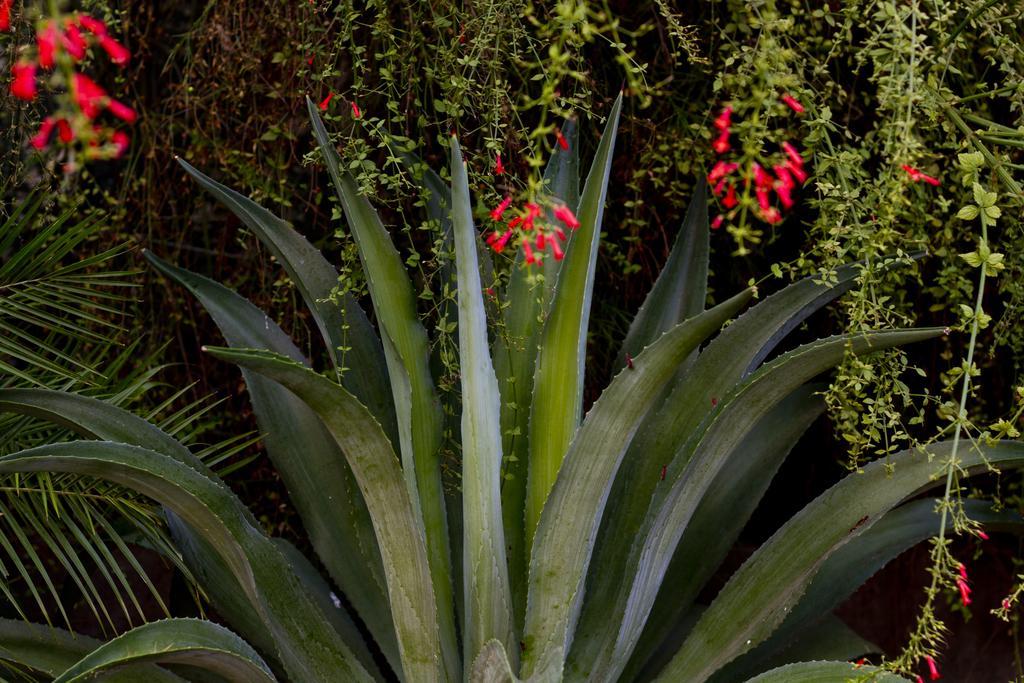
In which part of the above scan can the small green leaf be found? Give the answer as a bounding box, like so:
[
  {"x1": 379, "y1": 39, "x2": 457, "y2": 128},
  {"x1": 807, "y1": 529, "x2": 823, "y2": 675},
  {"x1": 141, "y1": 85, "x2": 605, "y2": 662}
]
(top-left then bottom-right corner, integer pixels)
[{"x1": 956, "y1": 205, "x2": 979, "y2": 221}]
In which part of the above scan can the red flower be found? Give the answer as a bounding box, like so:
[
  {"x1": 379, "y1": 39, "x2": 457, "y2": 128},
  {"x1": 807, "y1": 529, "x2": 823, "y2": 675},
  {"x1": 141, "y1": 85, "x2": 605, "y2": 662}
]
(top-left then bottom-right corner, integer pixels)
[
  {"x1": 553, "y1": 204, "x2": 579, "y2": 230},
  {"x1": 760, "y1": 206, "x2": 782, "y2": 224},
  {"x1": 494, "y1": 152, "x2": 505, "y2": 175},
  {"x1": 490, "y1": 196, "x2": 512, "y2": 221},
  {"x1": 56, "y1": 118, "x2": 73, "y2": 143},
  {"x1": 1003, "y1": 598, "x2": 1012, "y2": 611},
  {"x1": 30, "y1": 117, "x2": 56, "y2": 149},
  {"x1": 925, "y1": 655, "x2": 940, "y2": 681},
  {"x1": 535, "y1": 232, "x2": 546, "y2": 250},
  {"x1": 752, "y1": 162, "x2": 773, "y2": 190},
  {"x1": 957, "y1": 578, "x2": 972, "y2": 606},
  {"x1": 99, "y1": 35, "x2": 130, "y2": 66},
  {"x1": 958, "y1": 563, "x2": 968, "y2": 581},
  {"x1": 318, "y1": 92, "x2": 334, "y2": 111},
  {"x1": 901, "y1": 164, "x2": 940, "y2": 186},
  {"x1": 781, "y1": 141, "x2": 804, "y2": 168},
  {"x1": 786, "y1": 160, "x2": 808, "y2": 184},
  {"x1": 775, "y1": 182, "x2": 794, "y2": 209},
  {"x1": 712, "y1": 129, "x2": 730, "y2": 154},
  {"x1": 708, "y1": 161, "x2": 738, "y2": 183},
  {"x1": 11, "y1": 62, "x2": 37, "y2": 101},
  {"x1": 77, "y1": 15, "x2": 108, "y2": 36},
  {"x1": 522, "y1": 239, "x2": 538, "y2": 265},
  {"x1": 722, "y1": 183, "x2": 738, "y2": 209},
  {"x1": 62, "y1": 22, "x2": 87, "y2": 61},
  {"x1": 486, "y1": 227, "x2": 514, "y2": 252},
  {"x1": 714, "y1": 106, "x2": 732, "y2": 131},
  {"x1": 555, "y1": 128, "x2": 569, "y2": 151},
  {"x1": 711, "y1": 214, "x2": 724, "y2": 230},
  {"x1": 550, "y1": 240, "x2": 564, "y2": 261},
  {"x1": 0, "y1": 0, "x2": 11, "y2": 31},
  {"x1": 978, "y1": 530, "x2": 989, "y2": 540},
  {"x1": 112, "y1": 130, "x2": 130, "y2": 157},
  {"x1": 780, "y1": 93, "x2": 805, "y2": 114},
  {"x1": 73, "y1": 73, "x2": 107, "y2": 118},
  {"x1": 107, "y1": 97, "x2": 136, "y2": 123},
  {"x1": 916, "y1": 677, "x2": 924, "y2": 683},
  {"x1": 351, "y1": 101, "x2": 361, "y2": 119},
  {"x1": 37, "y1": 22, "x2": 58, "y2": 69}
]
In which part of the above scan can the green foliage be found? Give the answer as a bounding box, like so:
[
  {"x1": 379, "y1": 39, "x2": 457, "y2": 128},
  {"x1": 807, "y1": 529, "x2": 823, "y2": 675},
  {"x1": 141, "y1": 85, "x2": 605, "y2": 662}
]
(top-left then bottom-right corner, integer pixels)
[{"x1": 0, "y1": 99, "x2": 1013, "y2": 683}]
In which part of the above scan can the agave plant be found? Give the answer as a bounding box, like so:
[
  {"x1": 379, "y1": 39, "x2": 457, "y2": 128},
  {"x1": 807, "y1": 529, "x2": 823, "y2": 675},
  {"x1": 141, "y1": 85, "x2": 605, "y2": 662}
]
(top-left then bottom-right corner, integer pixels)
[{"x1": 0, "y1": 95, "x2": 1020, "y2": 683}]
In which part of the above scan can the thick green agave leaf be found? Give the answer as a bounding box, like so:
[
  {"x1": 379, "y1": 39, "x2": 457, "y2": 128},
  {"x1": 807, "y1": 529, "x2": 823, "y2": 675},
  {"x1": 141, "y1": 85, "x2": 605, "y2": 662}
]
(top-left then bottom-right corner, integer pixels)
[
  {"x1": 582, "y1": 255, "x2": 919, "y2": 679},
  {"x1": 271, "y1": 538, "x2": 384, "y2": 681},
  {"x1": 308, "y1": 98, "x2": 458, "y2": 680},
  {"x1": 0, "y1": 618, "x2": 183, "y2": 681},
  {"x1": 520, "y1": 287, "x2": 754, "y2": 679},
  {"x1": 0, "y1": 387, "x2": 204, "y2": 470},
  {"x1": 658, "y1": 439, "x2": 1024, "y2": 682},
  {"x1": 709, "y1": 497, "x2": 1024, "y2": 683},
  {"x1": 583, "y1": 328, "x2": 942, "y2": 683},
  {"x1": 0, "y1": 442, "x2": 374, "y2": 683},
  {"x1": 176, "y1": 158, "x2": 395, "y2": 439},
  {"x1": 470, "y1": 639, "x2": 521, "y2": 683},
  {"x1": 613, "y1": 385, "x2": 825, "y2": 681},
  {"x1": 617, "y1": 178, "x2": 709, "y2": 367},
  {"x1": 494, "y1": 119, "x2": 580, "y2": 629},
  {"x1": 52, "y1": 618, "x2": 275, "y2": 683},
  {"x1": 203, "y1": 346, "x2": 448, "y2": 683},
  {"x1": 145, "y1": 251, "x2": 397, "y2": 669},
  {"x1": 526, "y1": 93, "x2": 623, "y2": 551},
  {"x1": 452, "y1": 136, "x2": 517, "y2": 667},
  {"x1": 741, "y1": 661, "x2": 908, "y2": 683}
]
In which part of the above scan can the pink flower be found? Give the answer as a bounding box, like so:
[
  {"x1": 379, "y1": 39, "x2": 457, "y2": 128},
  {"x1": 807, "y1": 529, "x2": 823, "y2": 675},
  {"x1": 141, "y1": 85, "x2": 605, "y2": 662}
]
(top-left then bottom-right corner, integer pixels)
[
  {"x1": 958, "y1": 563, "x2": 968, "y2": 581},
  {"x1": 0, "y1": 0, "x2": 11, "y2": 31},
  {"x1": 73, "y1": 73, "x2": 107, "y2": 118},
  {"x1": 781, "y1": 141, "x2": 804, "y2": 168},
  {"x1": 761, "y1": 206, "x2": 782, "y2": 224},
  {"x1": 925, "y1": 655, "x2": 940, "y2": 680},
  {"x1": 1003, "y1": 598, "x2": 1011, "y2": 611},
  {"x1": 494, "y1": 152, "x2": 505, "y2": 175},
  {"x1": 781, "y1": 93, "x2": 805, "y2": 114},
  {"x1": 30, "y1": 117, "x2": 56, "y2": 149},
  {"x1": 107, "y1": 98, "x2": 137, "y2": 123},
  {"x1": 902, "y1": 164, "x2": 940, "y2": 186},
  {"x1": 99, "y1": 35, "x2": 130, "y2": 66},
  {"x1": 977, "y1": 530, "x2": 990, "y2": 540},
  {"x1": 77, "y1": 15, "x2": 108, "y2": 36},
  {"x1": 351, "y1": 101, "x2": 361, "y2": 119},
  {"x1": 61, "y1": 22, "x2": 87, "y2": 61},
  {"x1": 10, "y1": 62, "x2": 37, "y2": 101},
  {"x1": 786, "y1": 160, "x2": 808, "y2": 184},
  {"x1": 490, "y1": 196, "x2": 512, "y2": 221},
  {"x1": 711, "y1": 214, "x2": 724, "y2": 230},
  {"x1": 553, "y1": 204, "x2": 580, "y2": 230}
]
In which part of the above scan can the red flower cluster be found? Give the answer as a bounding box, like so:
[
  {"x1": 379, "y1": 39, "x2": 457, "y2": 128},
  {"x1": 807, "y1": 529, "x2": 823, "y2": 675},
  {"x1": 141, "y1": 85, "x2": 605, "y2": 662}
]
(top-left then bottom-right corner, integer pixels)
[
  {"x1": 485, "y1": 198, "x2": 579, "y2": 265},
  {"x1": 707, "y1": 95, "x2": 809, "y2": 231},
  {"x1": 8, "y1": 12, "x2": 134, "y2": 160}
]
